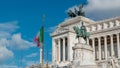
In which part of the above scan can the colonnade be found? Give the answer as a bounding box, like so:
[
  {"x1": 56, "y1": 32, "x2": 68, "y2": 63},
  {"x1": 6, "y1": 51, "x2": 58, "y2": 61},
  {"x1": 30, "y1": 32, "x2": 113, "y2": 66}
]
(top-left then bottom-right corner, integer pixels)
[
  {"x1": 53, "y1": 37, "x2": 68, "y2": 62},
  {"x1": 89, "y1": 33, "x2": 120, "y2": 60}
]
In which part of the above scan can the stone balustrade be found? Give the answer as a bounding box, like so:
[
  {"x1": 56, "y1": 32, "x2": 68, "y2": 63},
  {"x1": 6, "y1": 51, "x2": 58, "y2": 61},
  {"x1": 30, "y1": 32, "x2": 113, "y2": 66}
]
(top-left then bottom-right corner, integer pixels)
[{"x1": 87, "y1": 20, "x2": 120, "y2": 32}]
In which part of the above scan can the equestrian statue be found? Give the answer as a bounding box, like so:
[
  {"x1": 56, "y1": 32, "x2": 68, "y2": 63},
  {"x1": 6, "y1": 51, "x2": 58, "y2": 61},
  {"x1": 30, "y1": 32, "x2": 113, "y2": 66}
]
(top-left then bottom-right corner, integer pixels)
[{"x1": 73, "y1": 22, "x2": 90, "y2": 44}]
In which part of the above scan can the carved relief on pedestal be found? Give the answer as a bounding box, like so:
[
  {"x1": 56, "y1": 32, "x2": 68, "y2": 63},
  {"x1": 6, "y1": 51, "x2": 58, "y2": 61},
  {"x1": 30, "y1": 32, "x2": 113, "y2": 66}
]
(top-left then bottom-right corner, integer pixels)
[{"x1": 74, "y1": 49, "x2": 82, "y2": 60}]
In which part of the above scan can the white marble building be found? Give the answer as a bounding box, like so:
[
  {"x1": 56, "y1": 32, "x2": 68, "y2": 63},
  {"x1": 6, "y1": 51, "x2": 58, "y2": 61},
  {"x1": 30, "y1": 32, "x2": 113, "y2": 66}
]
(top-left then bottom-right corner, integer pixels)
[{"x1": 51, "y1": 16, "x2": 120, "y2": 68}]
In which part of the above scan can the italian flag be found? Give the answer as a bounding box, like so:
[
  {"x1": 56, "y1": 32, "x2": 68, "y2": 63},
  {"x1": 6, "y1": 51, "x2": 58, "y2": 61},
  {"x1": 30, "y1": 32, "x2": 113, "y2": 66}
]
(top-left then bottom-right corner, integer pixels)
[{"x1": 34, "y1": 26, "x2": 44, "y2": 47}]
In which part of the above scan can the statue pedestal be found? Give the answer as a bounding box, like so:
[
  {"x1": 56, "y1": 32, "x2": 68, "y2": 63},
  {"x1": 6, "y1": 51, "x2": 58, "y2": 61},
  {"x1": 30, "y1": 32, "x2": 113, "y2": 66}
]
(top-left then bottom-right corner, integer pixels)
[{"x1": 72, "y1": 43, "x2": 97, "y2": 68}]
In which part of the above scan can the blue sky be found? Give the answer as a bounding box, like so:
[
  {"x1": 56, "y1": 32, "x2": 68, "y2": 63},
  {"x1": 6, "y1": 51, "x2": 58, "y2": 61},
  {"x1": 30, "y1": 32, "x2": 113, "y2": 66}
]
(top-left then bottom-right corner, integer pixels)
[{"x1": 0, "y1": 0, "x2": 120, "y2": 68}]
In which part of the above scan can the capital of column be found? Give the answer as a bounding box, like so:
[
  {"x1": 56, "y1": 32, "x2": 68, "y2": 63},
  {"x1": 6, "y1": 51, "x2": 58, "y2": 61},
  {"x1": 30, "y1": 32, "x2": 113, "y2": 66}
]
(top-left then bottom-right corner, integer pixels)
[
  {"x1": 91, "y1": 38, "x2": 95, "y2": 40},
  {"x1": 110, "y1": 34, "x2": 113, "y2": 37},
  {"x1": 116, "y1": 33, "x2": 119, "y2": 36},
  {"x1": 103, "y1": 35, "x2": 107, "y2": 38}
]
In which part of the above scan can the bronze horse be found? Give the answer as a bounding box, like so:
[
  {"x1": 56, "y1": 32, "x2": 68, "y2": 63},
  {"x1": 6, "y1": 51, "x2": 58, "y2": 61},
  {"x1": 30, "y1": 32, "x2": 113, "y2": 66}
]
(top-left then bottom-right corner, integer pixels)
[{"x1": 73, "y1": 22, "x2": 90, "y2": 43}]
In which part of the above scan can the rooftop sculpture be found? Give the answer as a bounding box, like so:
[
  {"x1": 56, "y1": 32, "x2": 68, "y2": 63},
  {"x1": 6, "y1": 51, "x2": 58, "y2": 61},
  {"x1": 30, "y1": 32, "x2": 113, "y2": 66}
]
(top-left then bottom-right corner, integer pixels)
[{"x1": 67, "y1": 4, "x2": 85, "y2": 18}]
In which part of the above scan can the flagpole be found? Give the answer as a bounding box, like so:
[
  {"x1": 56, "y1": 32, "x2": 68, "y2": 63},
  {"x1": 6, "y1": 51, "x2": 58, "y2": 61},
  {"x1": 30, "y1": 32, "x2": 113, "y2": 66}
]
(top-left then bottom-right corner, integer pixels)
[
  {"x1": 42, "y1": 14, "x2": 45, "y2": 68},
  {"x1": 46, "y1": 47, "x2": 49, "y2": 68},
  {"x1": 40, "y1": 48, "x2": 42, "y2": 64}
]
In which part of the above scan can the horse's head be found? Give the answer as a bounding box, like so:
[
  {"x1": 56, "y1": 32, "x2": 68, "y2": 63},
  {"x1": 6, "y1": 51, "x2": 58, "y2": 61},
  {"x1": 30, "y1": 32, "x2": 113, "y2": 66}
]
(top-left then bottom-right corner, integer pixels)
[
  {"x1": 73, "y1": 26, "x2": 80, "y2": 31},
  {"x1": 73, "y1": 26, "x2": 76, "y2": 30}
]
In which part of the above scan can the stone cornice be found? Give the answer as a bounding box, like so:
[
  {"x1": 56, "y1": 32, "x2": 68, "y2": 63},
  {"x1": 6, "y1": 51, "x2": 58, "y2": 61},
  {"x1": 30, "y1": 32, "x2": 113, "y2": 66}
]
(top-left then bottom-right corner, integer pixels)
[
  {"x1": 51, "y1": 16, "x2": 120, "y2": 38},
  {"x1": 90, "y1": 26, "x2": 120, "y2": 38},
  {"x1": 86, "y1": 16, "x2": 120, "y2": 27},
  {"x1": 97, "y1": 16, "x2": 120, "y2": 23},
  {"x1": 50, "y1": 26, "x2": 70, "y2": 37},
  {"x1": 50, "y1": 30, "x2": 69, "y2": 37}
]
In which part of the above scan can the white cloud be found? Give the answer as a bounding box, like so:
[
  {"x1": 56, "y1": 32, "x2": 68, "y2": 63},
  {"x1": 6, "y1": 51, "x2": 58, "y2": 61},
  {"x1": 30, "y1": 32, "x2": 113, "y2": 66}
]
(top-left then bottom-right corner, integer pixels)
[
  {"x1": 84, "y1": 0, "x2": 120, "y2": 20},
  {"x1": 0, "y1": 33, "x2": 35, "y2": 50},
  {"x1": 26, "y1": 61, "x2": 39, "y2": 66},
  {"x1": 0, "y1": 22, "x2": 35, "y2": 49},
  {"x1": 0, "y1": 65, "x2": 18, "y2": 68},
  {"x1": 0, "y1": 46, "x2": 14, "y2": 61},
  {"x1": 0, "y1": 21, "x2": 35, "y2": 62},
  {"x1": 0, "y1": 21, "x2": 18, "y2": 39},
  {"x1": 26, "y1": 53, "x2": 38, "y2": 58},
  {"x1": 67, "y1": 0, "x2": 120, "y2": 20},
  {"x1": 0, "y1": 21, "x2": 19, "y2": 32},
  {"x1": 85, "y1": 0, "x2": 120, "y2": 11},
  {"x1": 9, "y1": 33, "x2": 35, "y2": 49},
  {"x1": 22, "y1": 59, "x2": 39, "y2": 66},
  {"x1": 0, "y1": 38, "x2": 9, "y2": 47},
  {"x1": 46, "y1": 26, "x2": 57, "y2": 33},
  {"x1": 0, "y1": 31, "x2": 11, "y2": 38}
]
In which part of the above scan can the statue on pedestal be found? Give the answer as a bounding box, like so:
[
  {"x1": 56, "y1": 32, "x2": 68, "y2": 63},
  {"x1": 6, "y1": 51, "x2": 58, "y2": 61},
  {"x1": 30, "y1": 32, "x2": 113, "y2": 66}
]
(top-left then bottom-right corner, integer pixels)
[
  {"x1": 73, "y1": 22, "x2": 90, "y2": 44},
  {"x1": 72, "y1": 21, "x2": 97, "y2": 68}
]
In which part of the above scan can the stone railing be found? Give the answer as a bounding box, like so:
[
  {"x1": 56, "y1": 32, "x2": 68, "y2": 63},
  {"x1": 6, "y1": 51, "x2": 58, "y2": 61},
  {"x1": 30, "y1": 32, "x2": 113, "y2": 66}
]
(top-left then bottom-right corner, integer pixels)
[
  {"x1": 87, "y1": 20, "x2": 120, "y2": 32},
  {"x1": 96, "y1": 58, "x2": 120, "y2": 68},
  {"x1": 96, "y1": 60, "x2": 108, "y2": 68}
]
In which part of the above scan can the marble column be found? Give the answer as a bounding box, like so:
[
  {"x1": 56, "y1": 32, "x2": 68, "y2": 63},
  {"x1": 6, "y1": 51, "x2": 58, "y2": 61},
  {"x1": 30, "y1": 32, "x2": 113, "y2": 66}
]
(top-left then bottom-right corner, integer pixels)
[
  {"x1": 104, "y1": 36, "x2": 108, "y2": 60},
  {"x1": 67, "y1": 36, "x2": 70, "y2": 61},
  {"x1": 92, "y1": 38, "x2": 95, "y2": 59},
  {"x1": 56, "y1": 41, "x2": 59, "y2": 61},
  {"x1": 87, "y1": 39, "x2": 89, "y2": 45},
  {"x1": 67, "y1": 35, "x2": 71, "y2": 61},
  {"x1": 117, "y1": 33, "x2": 120, "y2": 58},
  {"x1": 63, "y1": 37, "x2": 65, "y2": 62},
  {"x1": 58, "y1": 39, "x2": 61, "y2": 62},
  {"x1": 98, "y1": 37, "x2": 101, "y2": 60},
  {"x1": 52, "y1": 39, "x2": 55, "y2": 63},
  {"x1": 110, "y1": 35, "x2": 114, "y2": 57}
]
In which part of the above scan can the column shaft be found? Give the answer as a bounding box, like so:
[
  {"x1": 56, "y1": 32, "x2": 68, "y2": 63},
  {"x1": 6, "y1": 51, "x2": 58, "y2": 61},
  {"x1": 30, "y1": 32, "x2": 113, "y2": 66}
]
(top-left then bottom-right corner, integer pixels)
[
  {"x1": 52, "y1": 39, "x2": 55, "y2": 63},
  {"x1": 87, "y1": 39, "x2": 89, "y2": 45},
  {"x1": 56, "y1": 42, "x2": 59, "y2": 61},
  {"x1": 92, "y1": 38, "x2": 95, "y2": 59},
  {"x1": 110, "y1": 35, "x2": 114, "y2": 56},
  {"x1": 67, "y1": 36, "x2": 70, "y2": 61},
  {"x1": 104, "y1": 36, "x2": 108, "y2": 60},
  {"x1": 58, "y1": 39, "x2": 61, "y2": 62},
  {"x1": 117, "y1": 34, "x2": 120, "y2": 58},
  {"x1": 98, "y1": 37, "x2": 101, "y2": 60},
  {"x1": 63, "y1": 38, "x2": 65, "y2": 62}
]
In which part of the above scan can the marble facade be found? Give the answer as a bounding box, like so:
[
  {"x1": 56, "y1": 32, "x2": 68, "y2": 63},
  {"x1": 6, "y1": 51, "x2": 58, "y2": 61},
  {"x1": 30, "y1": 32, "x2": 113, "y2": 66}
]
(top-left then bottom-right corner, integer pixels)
[{"x1": 51, "y1": 16, "x2": 120, "y2": 68}]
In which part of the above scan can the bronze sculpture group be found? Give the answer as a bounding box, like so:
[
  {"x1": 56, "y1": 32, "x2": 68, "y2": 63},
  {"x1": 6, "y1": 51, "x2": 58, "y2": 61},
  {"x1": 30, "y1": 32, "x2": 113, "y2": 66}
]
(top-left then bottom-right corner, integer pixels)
[{"x1": 67, "y1": 4, "x2": 85, "y2": 18}]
